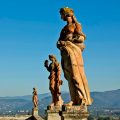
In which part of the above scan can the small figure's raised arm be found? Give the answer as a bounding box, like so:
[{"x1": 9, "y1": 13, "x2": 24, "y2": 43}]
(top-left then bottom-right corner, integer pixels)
[{"x1": 44, "y1": 60, "x2": 49, "y2": 68}]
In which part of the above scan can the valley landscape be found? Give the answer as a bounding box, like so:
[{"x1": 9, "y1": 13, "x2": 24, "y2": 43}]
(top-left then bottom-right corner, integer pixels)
[{"x1": 0, "y1": 89, "x2": 120, "y2": 119}]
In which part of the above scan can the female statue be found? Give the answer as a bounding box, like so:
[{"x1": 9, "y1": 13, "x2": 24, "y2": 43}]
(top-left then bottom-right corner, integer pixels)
[
  {"x1": 44, "y1": 55, "x2": 63, "y2": 107},
  {"x1": 32, "y1": 87, "x2": 38, "y2": 108},
  {"x1": 57, "y1": 7, "x2": 93, "y2": 106}
]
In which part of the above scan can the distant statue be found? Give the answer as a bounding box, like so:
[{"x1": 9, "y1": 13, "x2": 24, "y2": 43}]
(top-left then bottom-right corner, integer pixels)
[
  {"x1": 32, "y1": 88, "x2": 38, "y2": 108},
  {"x1": 44, "y1": 54, "x2": 63, "y2": 107},
  {"x1": 57, "y1": 7, "x2": 93, "y2": 106}
]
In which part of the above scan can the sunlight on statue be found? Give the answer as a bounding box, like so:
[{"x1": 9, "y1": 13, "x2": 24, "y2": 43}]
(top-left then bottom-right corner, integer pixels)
[
  {"x1": 44, "y1": 55, "x2": 63, "y2": 107},
  {"x1": 57, "y1": 7, "x2": 93, "y2": 106},
  {"x1": 32, "y1": 87, "x2": 38, "y2": 108}
]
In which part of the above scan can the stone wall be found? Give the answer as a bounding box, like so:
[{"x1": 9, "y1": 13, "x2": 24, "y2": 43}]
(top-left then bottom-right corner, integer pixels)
[{"x1": 0, "y1": 115, "x2": 31, "y2": 120}]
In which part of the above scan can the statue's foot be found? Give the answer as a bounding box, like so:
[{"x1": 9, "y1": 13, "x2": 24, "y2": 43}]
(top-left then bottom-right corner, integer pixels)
[
  {"x1": 55, "y1": 100, "x2": 64, "y2": 106},
  {"x1": 64, "y1": 100, "x2": 86, "y2": 106},
  {"x1": 47, "y1": 103, "x2": 54, "y2": 110},
  {"x1": 64, "y1": 101, "x2": 73, "y2": 106},
  {"x1": 81, "y1": 98, "x2": 86, "y2": 106},
  {"x1": 49, "y1": 102, "x2": 54, "y2": 107}
]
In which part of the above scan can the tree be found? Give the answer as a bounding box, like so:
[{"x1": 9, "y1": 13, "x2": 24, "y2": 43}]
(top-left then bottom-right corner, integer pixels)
[
  {"x1": 98, "y1": 116, "x2": 111, "y2": 120},
  {"x1": 88, "y1": 115, "x2": 95, "y2": 120}
]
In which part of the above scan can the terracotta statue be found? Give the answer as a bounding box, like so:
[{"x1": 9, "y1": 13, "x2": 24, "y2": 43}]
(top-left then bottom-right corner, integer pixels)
[
  {"x1": 44, "y1": 55, "x2": 63, "y2": 107},
  {"x1": 32, "y1": 87, "x2": 38, "y2": 108},
  {"x1": 57, "y1": 7, "x2": 93, "y2": 106}
]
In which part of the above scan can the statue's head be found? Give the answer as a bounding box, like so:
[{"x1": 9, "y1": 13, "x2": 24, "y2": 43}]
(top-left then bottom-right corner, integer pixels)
[
  {"x1": 60, "y1": 7, "x2": 74, "y2": 20},
  {"x1": 33, "y1": 87, "x2": 36, "y2": 91},
  {"x1": 49, "y1": 54, "x2": 56, "y2": 61}
]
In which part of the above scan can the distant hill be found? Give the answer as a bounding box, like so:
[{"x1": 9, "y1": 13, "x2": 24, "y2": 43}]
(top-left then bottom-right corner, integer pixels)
[
  {"x1": 90, "y1": 89, "x2": 120, "y2": 108},
  {"x1": 40, "y1": 89, "x2": 120, "y2": 109},
  {"x1": 0, "y1": 89, "x2": 120, "y2": 116},
  {"x1": 0, "y1": 92, "x2": 51, "y2": 101}
]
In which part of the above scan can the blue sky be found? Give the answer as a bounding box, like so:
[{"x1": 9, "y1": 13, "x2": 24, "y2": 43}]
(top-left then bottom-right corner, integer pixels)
[{"x1": 0, "y1": 0, "x2": 120, "y2": 96}]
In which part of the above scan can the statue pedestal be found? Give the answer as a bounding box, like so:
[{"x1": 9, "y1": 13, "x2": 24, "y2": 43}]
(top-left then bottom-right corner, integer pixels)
[
  {"x1": 32, "y1": 107, "x2": 38, "y2": 116},
  {"x1": 46, "y1": 106, "x2": 61, "y2": 120},
  {"x1": 61, "y1": 105, "x2": 89, "y2": 120}
]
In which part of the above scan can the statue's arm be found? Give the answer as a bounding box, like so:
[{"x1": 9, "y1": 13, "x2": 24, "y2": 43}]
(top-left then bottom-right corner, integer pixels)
[
  {"x1": 44, "y1": 60, "x2": 51, "y2": 72},
  {"x1": 57, "y1": 26, "x2": 75, "y2": 48},
  {"x1": 73, "y1": 23, "x2": 86, "y2": 43},
  {"x1": 57, "y1": 38, "x2": 66, "y2": 49}
]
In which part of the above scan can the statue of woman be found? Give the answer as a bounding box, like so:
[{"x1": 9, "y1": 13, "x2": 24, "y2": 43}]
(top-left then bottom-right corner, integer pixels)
[
  {"x1": 44, "y1": 55, "x2": 63, "y2": 107},
  {"x1": 32, "y1": 87, "x2": 38, "y2": 108},
  {"x1": 57, "y1": 7, "x2": 93, "y2": 106}
]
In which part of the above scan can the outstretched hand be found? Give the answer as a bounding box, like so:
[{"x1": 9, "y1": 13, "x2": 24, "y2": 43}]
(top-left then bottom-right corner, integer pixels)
[{"x1": 44, "y1": 60, "x2": 49, "y2": 67}]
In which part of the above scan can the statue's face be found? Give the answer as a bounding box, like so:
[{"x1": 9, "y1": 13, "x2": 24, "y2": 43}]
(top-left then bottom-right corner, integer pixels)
[
  {"x1": 66, "y1": 17, "x2": 72, "y2": 23},
  {"x1": 49, "y1": 57, "x2": 54, "y2": 61}
]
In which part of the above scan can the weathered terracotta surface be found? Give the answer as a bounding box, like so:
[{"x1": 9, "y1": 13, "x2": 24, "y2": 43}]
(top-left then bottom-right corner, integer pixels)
[
  {"x1": 57, "y1": 7, "x2": 93, "y2": 106},
  {"x1": 32, "y1": 88, "x2": 39, "y2": 108},
  {"x1": 44, "y1": 55, "x2": 63, "y2": 107}
]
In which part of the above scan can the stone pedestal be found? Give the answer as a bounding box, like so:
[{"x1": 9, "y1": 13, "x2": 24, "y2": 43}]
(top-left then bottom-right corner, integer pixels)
[
  {"x1": 61, "y1": 105, "x2": 89, "y2": 120},
  {"x1": 32, "y1": 107, "x2": 39, "y2": 116},
  {"x1": 46, "y1": 106, "x2": 61, "y2": 120}
]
